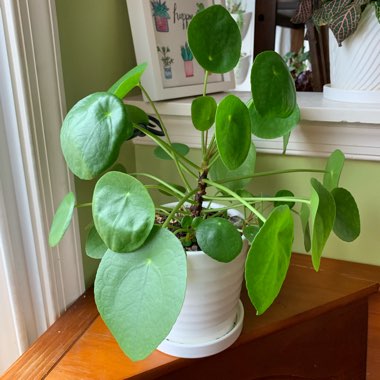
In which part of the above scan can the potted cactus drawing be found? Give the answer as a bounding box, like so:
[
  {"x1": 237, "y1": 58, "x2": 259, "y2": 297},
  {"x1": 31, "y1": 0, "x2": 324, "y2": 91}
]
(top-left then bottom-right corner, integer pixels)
[
  {"x1": 151, "y1": 0, "x2": 170, "y2": 32},
  {"x1": 157, "y1": 46, "x2": 174, "y2": 79},
  {"x1": 181, "y1": 42, "x2": 194, "y2": 77}
]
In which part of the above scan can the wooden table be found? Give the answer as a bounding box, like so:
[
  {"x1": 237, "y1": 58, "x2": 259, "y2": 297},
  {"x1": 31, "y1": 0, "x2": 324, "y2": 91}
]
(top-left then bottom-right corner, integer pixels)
[{"x1": 3, "y1": 254, "x2": 380, "y2": 380}]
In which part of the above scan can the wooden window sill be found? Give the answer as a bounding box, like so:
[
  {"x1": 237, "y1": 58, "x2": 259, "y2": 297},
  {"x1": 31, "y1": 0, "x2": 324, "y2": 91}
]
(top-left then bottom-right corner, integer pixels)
[{"x1": 3, "y1": 253, "x2": 380, "y2": 379}]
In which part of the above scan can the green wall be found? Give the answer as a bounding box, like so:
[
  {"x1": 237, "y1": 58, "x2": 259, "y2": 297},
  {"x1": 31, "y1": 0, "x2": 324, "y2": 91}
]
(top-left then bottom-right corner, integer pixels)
[
  {"x1": 55, "y1": 1, "x2": 380, "y2": 287},
  {"x1": 56, "y1": 0, "x2": 138, "y2": 286}
]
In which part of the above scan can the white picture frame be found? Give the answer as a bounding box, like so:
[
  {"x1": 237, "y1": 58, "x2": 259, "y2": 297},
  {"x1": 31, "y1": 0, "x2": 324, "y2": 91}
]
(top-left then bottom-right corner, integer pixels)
[{"x1": 126, "y1": 0, "x2": 235, "y2": 101}]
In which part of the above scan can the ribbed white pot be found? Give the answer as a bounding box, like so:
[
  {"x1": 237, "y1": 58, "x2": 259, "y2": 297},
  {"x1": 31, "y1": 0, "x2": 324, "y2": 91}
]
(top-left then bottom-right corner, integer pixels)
[
  {"x1": 324, "y1": 5, "x2": 380, "y2": 103},
  {"x1": 157, "y1": 204, "x2": 248, "y2": 358}
]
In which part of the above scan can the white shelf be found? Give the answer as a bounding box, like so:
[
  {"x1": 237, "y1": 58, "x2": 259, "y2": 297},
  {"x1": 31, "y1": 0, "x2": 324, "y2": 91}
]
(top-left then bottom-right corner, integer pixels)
[{"x1": 126, "y1": 92, "x2": 380, "y2": 161}]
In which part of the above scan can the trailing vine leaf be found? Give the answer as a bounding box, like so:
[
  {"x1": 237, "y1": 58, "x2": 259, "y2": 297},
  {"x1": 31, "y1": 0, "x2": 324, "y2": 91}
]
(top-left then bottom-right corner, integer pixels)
[
  {"x1": 323, "y1": 149, "x2": 345, "y2": 191},
  {"x1": 85, "y1": 226, "x2": 107, "y2": 259},
  {"x1": 49, "y1": 192, "x2": 75, "y2": 247},
  {"x1": 60, "y1": 92, "x2": 132, "y2": 179},
  {"x1": 196, "y1": 217, "x2": 243, "y2": 262},
  {"x1": 94, "y1": 227, "x2": 187, "y2": 361},
  {"x1": 245, "y1": 205, "x2": 294, "y2": 315},
  {"x1": 332, "y1": 187, "x2": 360, "y2": 242},
  {"x1": 92, "y1": 171, "x2": 155, "y2": 252},
  {"x1": 215, "y1": 94, "x2": 251, "y2": 170},
  {"x1": 188, "y1": 5, "x2": 241, "y2": 73},
  {"x1": 108, "y1": 63, "x2": 148, "y2": 99},
  {"x1": 291, "y1": 0, "x2": 313, "y2": 24},
  {"x1": 310, "y1": 178, "x2": 336, "y2": 271}
]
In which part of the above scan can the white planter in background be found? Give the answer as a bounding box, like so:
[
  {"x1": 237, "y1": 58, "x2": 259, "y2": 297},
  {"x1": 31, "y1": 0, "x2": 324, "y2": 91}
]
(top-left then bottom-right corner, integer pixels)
[
  {"x1": 324, "y1": 4, "x2": 380, "y2": 103},
  {"x1": 157, "y1": 204, "x2": 248, "y2": 358}
]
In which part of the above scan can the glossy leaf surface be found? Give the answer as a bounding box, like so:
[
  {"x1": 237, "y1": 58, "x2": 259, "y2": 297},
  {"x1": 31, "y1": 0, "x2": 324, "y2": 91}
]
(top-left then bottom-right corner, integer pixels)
[
  {"x1": 191, "y1": 96, "x2": 217, "y2": 131},
  {"x1": 332, "y1": 187, "x2": 360, "y2": 242},
  {"x1": 251, "y1": 51, "x2": 296, "y2": 118},
  {"x1": 215, "y1": 94, "x2": 251, "y2": 170},
  {"x1": 323, "y1": 149, "x2": 345, "y2": 191},
  {"x1": 209, "y1": 142, "x2": 256, "y2": 191},
  {"x1": 94, "y1": 227, "x2": 187, "y2": 361},
  {"x1": 310, "y1": 178, "x2": 336, "y2": 271},
  {"x1": 245, "y1": 205, "x2": 294, "y2": 315},
  {"x1": 49, "y1": 192, "x2": 75, "y2": 247},
  {"x1": 196, "y1": 217, "x2": 242, "y2": 262},
  {"x1": 108, "y1": 63, "x2": 147, "y2": 99},
  {"x1": 249, "y1": 101, "x2": 300, "y2": 139},
  {"x1": 85, "y1": 226, "x2": 107, "y2": 259},
  {"x1": 188, "y1": 5, "x2": 241, "y2": 73},
  {"x1": 92, "y1": 171, "x2": 155, "y2": 252},
  {"x1": 61, "y1": 92, "x2": 132, "y2": 179}
]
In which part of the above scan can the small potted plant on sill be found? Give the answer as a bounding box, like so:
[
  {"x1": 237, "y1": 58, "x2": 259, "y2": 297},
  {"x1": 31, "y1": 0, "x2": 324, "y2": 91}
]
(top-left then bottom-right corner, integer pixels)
[
  {"x1": 292, "y1": 0, "x2": 380, "y2": 102},
  {"x1": 151, "y1": 0, "x2": 170, "y2": 32},
  {"x1": 181, "y1": 42, "x2": 194, "y2": 77},
  {"x1": 157, "y1": 46, "x2": 174, "y2": 79},
  {"x1": 49, "y1": 5, "x2": 360, "y2": 362}
]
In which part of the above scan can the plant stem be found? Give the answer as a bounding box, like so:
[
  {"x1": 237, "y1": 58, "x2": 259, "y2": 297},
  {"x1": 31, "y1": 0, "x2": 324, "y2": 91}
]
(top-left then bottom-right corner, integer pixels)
[
  {"x1": 204, "y1": 195, "x2": 311, "y2": 205},
  {"x1": 204, "y1": 179, "x2": 267, "y2": 223},
  {"x1": 139, "y1": 84, "x2": 192, "y2": 191},
  {"x1": 76, "y1": 202, "x2": 92, "y2": 208}
]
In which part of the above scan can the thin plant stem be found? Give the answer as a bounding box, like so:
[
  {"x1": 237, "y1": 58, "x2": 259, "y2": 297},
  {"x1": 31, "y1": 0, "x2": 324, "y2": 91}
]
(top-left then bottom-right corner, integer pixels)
[{"x1": 76, "y1": 202, "x2": 92, "y2": 208}]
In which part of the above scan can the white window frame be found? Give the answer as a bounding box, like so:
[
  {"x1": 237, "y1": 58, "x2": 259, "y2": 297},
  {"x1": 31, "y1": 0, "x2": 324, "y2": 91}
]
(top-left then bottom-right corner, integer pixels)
[{"x1": 0, "y1": 0, "x2": 84, "y2": 372}]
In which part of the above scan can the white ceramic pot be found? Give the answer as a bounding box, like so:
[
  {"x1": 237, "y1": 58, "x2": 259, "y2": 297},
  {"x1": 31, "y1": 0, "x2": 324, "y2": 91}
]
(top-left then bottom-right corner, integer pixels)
[
  {"x1": 157, "y1": 204, "x2": 248, "y2": 358},
  {"x1": 324, "y1": 4, "x2": 380, "y2": 103}
]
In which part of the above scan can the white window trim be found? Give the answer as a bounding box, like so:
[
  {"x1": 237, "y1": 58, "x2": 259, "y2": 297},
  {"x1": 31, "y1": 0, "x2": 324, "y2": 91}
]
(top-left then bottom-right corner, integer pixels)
[{"x1": 0, "y1": 0, "x2": 84, "y2": 371}]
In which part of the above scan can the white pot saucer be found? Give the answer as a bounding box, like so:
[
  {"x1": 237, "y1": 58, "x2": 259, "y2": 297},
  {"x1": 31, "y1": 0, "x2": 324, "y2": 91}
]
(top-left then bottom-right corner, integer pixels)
[
  {"x1": 157, "y1": 300, "x2": 244, "y2": 359},
  {"x1": 323, "y1": 84, "x2": 380, "y2": 104}
]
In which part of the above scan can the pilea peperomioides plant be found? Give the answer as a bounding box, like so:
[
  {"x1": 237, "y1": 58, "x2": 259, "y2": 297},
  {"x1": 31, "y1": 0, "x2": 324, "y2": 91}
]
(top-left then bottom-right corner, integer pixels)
[
  {"x1": 292, "y1": 0, "x2": 380, "y2": 46},
  {"x1": 49, "y1": 5, "x2": 360, "y2": 361}
]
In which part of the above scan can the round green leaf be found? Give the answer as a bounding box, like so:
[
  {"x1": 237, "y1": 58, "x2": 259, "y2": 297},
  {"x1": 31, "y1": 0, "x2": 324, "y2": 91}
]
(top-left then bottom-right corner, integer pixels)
[
  {"x1": 210, "y1": 142, "x2": 256, "y2": 191},
  {"x1": 323, "y1": 149, "x2": 345, "y2": 191},
  {"x1": 249, "y1": 101, "x2": 300, "y2": 139},
  {"x1": 49, "y1": 192, "x2": 75, "y2": 247},
  {"x1": 154, "y1": 143, "x2": 190, "y2": 160},
  {"x1": 196, "y1": 217, "x2": 242, "y2": 262},
  {"x1": 274, "y1": 190, "x2": 295, "y2": 209},
  {"x1": 181, "y1": 215, "x2": 192, "y2": 229},
  {"x1": 188, "y1": 5, "x2": 241, "y2": 73},
  {"x1": 85, "y1": 226, "x2": 107, "y2": 259},
  {"x1": 61, "y1": 92, "x2": 132, "y2": 180},
  {"x1": 251, "y1": 51, "x2": 296, "y2": 118},
  {"x1": 191, "y1": 96, "x2": 217, "y2": 131},
  {"x1": 215, "y1": 94, "x2": 251, "y2": 170},
  {"x1": 94, "y1": 227, "x2": 187, "y2": 361},
  {"x1": 108, "y1": 63, "x2": 148, "y2": 99},
  {"x1": 125, "y1": 104, "x2": 149, "y2": 125},
  {"x1": 310, "y1": 178, "x2": 336, "y2": 271},
  {"x1": 92, "y1": 171, "x2": 155, "y2": 252},
  {"x1": 245, "y1": 205, "x2": 294, "y2": 315},
  {"x1": 332, "y1": 187, "x2": 360, "y2": 242}
]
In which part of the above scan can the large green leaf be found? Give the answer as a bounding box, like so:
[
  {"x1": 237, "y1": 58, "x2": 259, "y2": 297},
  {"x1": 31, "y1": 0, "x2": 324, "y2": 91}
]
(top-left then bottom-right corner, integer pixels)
[
  {"x1": 215, "y1": 94, "x2": 251, "y2": 170},
  {"x1": 92, "y1": 171, "x2": 155, "y2": 252},
  {"x1": 108, "y1": 63, "x2": 147, "y2": 99},
  {"x1": 251, "y1": 51, "x2": 296, "y2": 118},
  {"x1": 245, "y1": 205, "x2": 294, "y2": 315},
  {"x1": 94, "y1": 227, "x2": 187, "y2": 361},
  {"x1": 188, "y1": 5, "x2": 241, "y2": 73},
  {"x1": 323, "y1": 149, "x2": 345, "y2": 191},
  {"x1": 196, "y1": 217, "x2": 243, "y2": 262},
  {"x1": 49, "y1": 192, "x2": 75, "y2": 247},
  {"x1": 310, "y1": 178, "x2": 336, "y2": 271},
  {"x1": 249, "y1": 100, "x2": 300, "y2": 139},
  {"x1": 191, "y1": 96, "x2": 217, "y2": 131},
  {"x1": 154, "y1": 143, "x2": 190, "y2": 160},
  {"x1": 209, "y1": 142, "x2": 256, "y2": 191},
  {"x1": 332, "y1": 187, "x2": 360, "y2": 242},
  {"x1": 61, "y1": 92, "x2": 132, "y2": 180},
  {"x1": 85, "y1": 226, "x2": 107, "y2": 259}
]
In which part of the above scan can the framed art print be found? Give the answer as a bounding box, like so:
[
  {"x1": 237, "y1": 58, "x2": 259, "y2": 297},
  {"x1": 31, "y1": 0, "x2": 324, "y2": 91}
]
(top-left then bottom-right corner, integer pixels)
[{"x1": 126, "y1": 0, "x2": 235, "y2": 101}]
